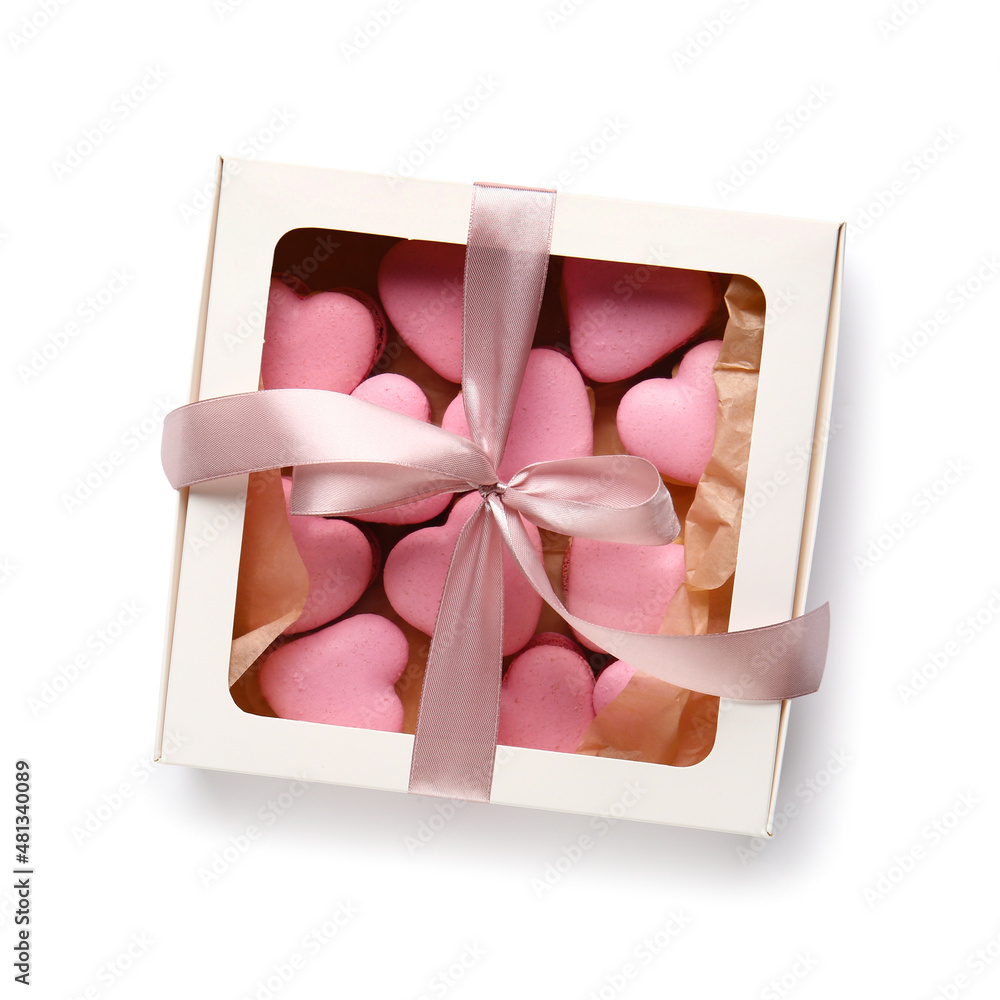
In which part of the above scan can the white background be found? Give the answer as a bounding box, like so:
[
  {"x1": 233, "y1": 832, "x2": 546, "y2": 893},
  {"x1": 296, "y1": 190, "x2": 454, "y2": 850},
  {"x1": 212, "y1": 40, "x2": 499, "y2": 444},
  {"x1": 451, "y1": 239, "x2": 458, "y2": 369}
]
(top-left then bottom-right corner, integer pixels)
[{"x1": 4, "y1": 1, "x2": 999, "y2": 997}]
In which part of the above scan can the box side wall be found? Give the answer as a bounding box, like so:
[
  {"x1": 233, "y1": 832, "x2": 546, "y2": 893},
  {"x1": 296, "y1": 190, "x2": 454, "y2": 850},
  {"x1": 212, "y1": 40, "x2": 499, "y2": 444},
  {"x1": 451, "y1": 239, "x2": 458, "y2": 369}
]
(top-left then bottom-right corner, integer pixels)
[
  {"x1": 155, "y1": 158, "x2": 224, "y2": 762},
  {"x1": 766, "y1": 222, "x2": 846, "y2": 833}
]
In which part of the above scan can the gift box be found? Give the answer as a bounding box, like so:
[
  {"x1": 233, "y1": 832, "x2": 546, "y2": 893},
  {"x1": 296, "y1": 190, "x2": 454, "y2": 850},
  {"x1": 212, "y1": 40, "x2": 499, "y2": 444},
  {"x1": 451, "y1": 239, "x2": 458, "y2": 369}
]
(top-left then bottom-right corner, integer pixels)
[{"x1": 156, "y1": 157, "x2": 843, "y2": 837}]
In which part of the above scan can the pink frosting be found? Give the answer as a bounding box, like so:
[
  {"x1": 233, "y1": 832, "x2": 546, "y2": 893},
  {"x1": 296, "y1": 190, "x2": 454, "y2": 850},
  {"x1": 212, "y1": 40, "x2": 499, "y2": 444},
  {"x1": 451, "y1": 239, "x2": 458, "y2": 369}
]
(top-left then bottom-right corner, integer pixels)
[
  {"x1": 261, "y1": 278, "x2": 382, "y2": 393},
  {"x1": 593, "y1": 661, "x2": 637, "y2": 714},
  {"x1": 563, "y1": 538, "x2": 686, "y2": 650},
  {"x1": 563, "y1": 257, "x2": 720, "y2": 382},
  {"x1": 281, "y1": 478, "x2": 375, "y2": 635},
  {"x1": 616, "y1": 340, "x2": 722, "y2": 485},
  {"x1": 383, "y1": 492, "x2": 543, "y2": 656},
  {"x1": 441, "y1": 348, "x2": 593, "y2": 481},
  {"x1": 377, "y1": 239, "x2": 465, "y2": 382},
  {"x1": 349, "y1": 373, "x2": 452, "y2": 525},
  {"x1": 259, "y1": 614, "x2": 408, "y2": 731},
  {"x1": 498, "y1": 635, "x2": 595, "y2": 753}
]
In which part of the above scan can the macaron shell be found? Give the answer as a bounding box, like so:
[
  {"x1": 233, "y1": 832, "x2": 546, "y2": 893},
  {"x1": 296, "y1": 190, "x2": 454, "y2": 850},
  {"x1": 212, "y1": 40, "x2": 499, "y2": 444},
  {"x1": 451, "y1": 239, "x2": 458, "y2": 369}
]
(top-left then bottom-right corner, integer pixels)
[
  {"x1": 563, "y1": 257, "x2": 720, "y2": 382},
  {"x1": 281, "y1": 478, "x2": 376, "y2": 634},
  {"x1": 383, "y1": 492, "x2": 544, "y2": 656},
  {"x1": 564, "y1": 537, "x2": 686, "y2": 649},
  {"x1": 441, "y1": 348, "x2": 594, "y2": 481},
  {"x1": 349, "y1": 373, "x2": 452, "y2": 525},
  {"x1": 616, "y1": 340, "x2": 723, "y2": 485},
  {"x1": 498, "y1": 641, "x2": 596, "y2": 753},
  {"x1": 261, "y1": 277, "x2": 382, "y2": 393},
  {"x1": 593, "y1": 660, "x2": 636, "y2": 714},
  {"x1": 377, "y1": 239, "x2": 465, "y2": 383},
  {"x1": 259, "y1": 614, "x2": 408, "y2": 731}
]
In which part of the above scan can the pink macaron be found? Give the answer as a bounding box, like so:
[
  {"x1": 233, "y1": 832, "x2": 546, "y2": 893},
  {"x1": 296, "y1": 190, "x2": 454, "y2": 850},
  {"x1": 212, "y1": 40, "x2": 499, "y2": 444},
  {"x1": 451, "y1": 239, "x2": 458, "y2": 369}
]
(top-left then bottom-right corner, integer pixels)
[
  {"x1": 280, "y1": 477, "x2": 377, "y2": 635},
  {"x1": 562, "y1": 257, "x2": 720, "y2": 382},
  {"x1": 377, "y1": 239, "x2": 465, "y2": 382},
  {"x1": 592, "y1": 660, "x2": 636, "y2": 714},
  {"x1": 563, "y1": 537, "x2": 686, "y2": 649},
  {"x1": 498, "y1": 634, "x2": 596, "y2": 753},
  {"x1": 261, "y1": 277, "x2": 384, "y2": 393},
  {"x1": 616, "y1": 340, "x2": 722, "y2": 485},
  {"x1": 441, "y1": 348, "x2": 594, "y2": 481},
  {"x1": 383, "y1": 492, "x2": 543, "y2": 656},
  {"x1": 348, "y1": 373, "x2": 453, "y2": 525},
  {"x1": 259, "y1": 614, "x2": 408, "y2": 731}
]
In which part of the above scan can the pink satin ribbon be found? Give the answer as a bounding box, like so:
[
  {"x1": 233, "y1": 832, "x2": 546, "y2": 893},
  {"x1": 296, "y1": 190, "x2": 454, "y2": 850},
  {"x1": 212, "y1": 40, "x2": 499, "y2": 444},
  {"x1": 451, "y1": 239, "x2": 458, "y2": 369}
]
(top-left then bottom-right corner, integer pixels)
[{"x1": 161, "y1": 183, "x2": 829, "y2": 802}]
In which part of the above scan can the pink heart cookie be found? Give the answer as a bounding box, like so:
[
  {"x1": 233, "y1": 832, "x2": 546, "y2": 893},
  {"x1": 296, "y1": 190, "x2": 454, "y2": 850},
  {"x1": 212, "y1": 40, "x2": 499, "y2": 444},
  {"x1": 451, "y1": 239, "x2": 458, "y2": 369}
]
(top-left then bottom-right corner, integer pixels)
[
  {"x1": 377, "y1": 239, "x2": 465, "y2": 382},
  {"x1": 562, "y1": 257, "x2": 720, "y2": 382},
  {"x1": 593, "y1": 660, "x2": 636, "y2": 714},
  {"x1": 259, "y1": 614, "x2": 408, "y2": 731},
  {"x1": 498, "y1": 634, "x2": 595, "y2": 753},
  {"x1": 281, "y1": 478, "x2": 377, "y2": 634},
  {"x1": 383, "y1": 492, "x2": 543, "y2": 656},
  {"x1": 261, "y1": 277, "x2": 383, "y2": 392},
  {"x1": 348, "y1": 373, "x2": 453, "y2": 525},
  {"x1": 616, "y1": 340, "x2": 722, "y2": 485},
  {"x1": 441, "y1": 348, "x2": 594, "y2": 481},
  {"x1": 563, "y1": 537, "x2": 685, "y2": 650}
]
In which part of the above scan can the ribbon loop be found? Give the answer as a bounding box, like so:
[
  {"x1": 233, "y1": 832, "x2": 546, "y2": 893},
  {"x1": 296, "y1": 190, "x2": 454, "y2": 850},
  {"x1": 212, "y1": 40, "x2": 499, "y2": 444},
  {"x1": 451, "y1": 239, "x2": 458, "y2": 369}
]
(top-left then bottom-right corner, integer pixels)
[{"x1": 503, "y1": 456, "x2": 680, "y2": 544}]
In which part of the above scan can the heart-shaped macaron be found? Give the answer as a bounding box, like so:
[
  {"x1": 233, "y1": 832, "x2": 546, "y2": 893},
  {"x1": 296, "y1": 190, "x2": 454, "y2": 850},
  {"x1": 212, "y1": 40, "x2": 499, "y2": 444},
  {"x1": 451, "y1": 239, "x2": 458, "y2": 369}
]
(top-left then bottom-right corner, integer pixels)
[
  {"x1": 441, "y1": 348, "x2": 594, "y2": 481},
  {"x1": 563, "y1": 537, "x2": 686, "y2": 649},
  {"x1": 259, "y1": 613, "x2": 408, "y2": 731},
  {"x1": 383, "y1": 492, "x2": 543, "y2": 656},
  {"x1": 592, "y1": 660, "x2": 636, "y2": 714},
  {"x1": 348, "y1": 373, "x2": 453, "y2": 525},
  {"x1": 281, "y1": 478, "x2": 377, "y2": 634},
  {"x1": 562, "y1": 257, "x2": 721, "y2": 382},
  {"x1": 261, "y1": 277, "x2": 384, "y2": 393},
  {"x1": 616, "y1": 340, "x2": 722, "y2": 485},
  {"x1": 498, "y1": 633, "x2": 595, "y2": 753},
  {"x1": 377, "y1": 239, "x2": 465, "y2": 382}
]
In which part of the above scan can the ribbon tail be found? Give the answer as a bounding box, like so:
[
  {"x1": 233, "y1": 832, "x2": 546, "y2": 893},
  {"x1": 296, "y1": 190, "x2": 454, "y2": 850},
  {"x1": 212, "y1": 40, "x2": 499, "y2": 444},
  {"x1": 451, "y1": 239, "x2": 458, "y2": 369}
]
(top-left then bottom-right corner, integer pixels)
[
  {"x1": 409, "y1": 501, "x2": 506, "y2": 801},
  {"x1": 488, "y1": 498, "x2": 829, "y2": 701}
]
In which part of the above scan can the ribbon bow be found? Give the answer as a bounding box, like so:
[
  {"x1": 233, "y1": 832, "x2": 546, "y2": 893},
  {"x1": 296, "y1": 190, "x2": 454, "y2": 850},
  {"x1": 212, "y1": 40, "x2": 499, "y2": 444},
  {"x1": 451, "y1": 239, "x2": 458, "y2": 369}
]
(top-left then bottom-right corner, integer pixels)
[{"x1": 161, "y1": 183, "x2": 829, "y2": 802}]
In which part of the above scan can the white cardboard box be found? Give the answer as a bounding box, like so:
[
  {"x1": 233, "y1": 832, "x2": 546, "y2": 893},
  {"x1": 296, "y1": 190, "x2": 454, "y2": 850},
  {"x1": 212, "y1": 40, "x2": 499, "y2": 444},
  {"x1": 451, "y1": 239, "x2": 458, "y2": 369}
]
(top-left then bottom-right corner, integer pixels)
[{"x1": 156, "y1": 157, "x2": 844, "y2": 837}]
